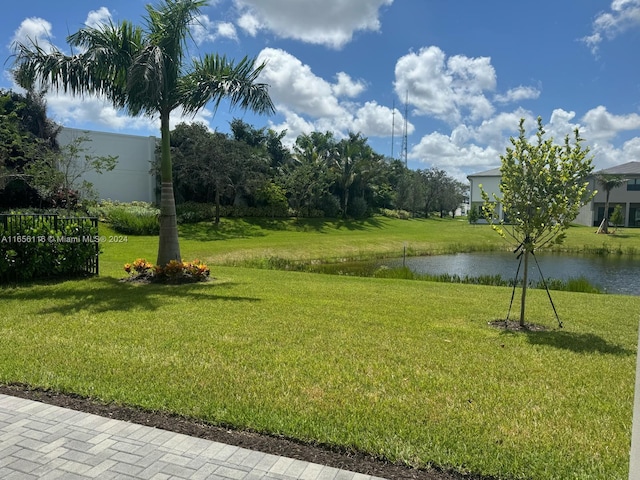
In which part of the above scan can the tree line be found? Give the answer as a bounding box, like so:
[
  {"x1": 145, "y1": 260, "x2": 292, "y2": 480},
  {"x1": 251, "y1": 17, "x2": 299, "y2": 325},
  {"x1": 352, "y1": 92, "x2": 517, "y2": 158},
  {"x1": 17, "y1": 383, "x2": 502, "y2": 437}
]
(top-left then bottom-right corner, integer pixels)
[
  {"x1": 0, "y1": 89, "x2": 468, "y2": 219},
  {"x1": 163, "y1": 119, "x2": 468, "y2": 220}
]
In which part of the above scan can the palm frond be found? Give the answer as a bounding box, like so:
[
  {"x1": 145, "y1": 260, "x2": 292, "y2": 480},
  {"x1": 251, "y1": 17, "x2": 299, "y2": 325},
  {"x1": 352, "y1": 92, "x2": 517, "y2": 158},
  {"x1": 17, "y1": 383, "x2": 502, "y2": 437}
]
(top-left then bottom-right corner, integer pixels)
[{"x1": 180, "y1": 54, "x2": 275, "y2": 116}]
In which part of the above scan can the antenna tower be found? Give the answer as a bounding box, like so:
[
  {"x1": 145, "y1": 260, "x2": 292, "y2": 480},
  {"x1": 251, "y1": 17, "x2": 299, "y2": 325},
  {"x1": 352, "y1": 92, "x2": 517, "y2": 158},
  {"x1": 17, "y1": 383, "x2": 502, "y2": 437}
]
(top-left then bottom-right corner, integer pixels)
[
  {"x1": 400, "y1": 91, "x2": 409, "y2": 167},
  {"x1": 391, "y1": 100, "x2": 395, "y2": 159}
]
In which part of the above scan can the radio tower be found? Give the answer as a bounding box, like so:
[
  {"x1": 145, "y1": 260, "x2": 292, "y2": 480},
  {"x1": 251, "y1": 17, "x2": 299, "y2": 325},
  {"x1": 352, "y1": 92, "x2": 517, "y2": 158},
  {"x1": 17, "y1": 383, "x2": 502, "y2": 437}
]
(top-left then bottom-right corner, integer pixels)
[
  {"x1": 391, "y1": 100, "x2": 395, "y2": 159},
  {"x1": 400, "y1": 91, "x2": 409, "y2": 167}
]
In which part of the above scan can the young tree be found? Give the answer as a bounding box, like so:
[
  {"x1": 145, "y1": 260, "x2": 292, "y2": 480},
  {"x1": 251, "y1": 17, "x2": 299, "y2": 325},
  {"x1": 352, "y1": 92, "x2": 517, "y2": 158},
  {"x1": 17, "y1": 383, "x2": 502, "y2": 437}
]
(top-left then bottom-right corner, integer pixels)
[
  {"x1": 13, "y1": 0, "x2": 274, "y2": 266},
  {"x1": 595, "y1": 174, "x2": 626, "y2": 234},
  {"x1": 610, "y1": 204, "x2": 624, "y2": 232},
  {"x1": 481, "y1": 117, "x2": 594, "y2": 326}
]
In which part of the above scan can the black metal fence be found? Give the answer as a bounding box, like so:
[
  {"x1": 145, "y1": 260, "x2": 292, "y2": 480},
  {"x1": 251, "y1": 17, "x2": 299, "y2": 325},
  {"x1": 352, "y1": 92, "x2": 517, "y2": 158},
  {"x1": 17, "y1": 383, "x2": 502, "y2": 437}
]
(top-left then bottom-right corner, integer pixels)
[{"x1": 0, "y1": 214, "x2": 99, "y2": 282}]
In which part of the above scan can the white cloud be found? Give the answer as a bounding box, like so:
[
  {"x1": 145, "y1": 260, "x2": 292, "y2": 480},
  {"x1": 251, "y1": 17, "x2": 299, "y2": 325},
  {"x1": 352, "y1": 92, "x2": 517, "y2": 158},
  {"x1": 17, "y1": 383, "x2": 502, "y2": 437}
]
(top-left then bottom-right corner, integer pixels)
[
  {"x1": 494, "y1": 86, "x2": 541, "y2": 104},
  {"x1": 352, "y1": 101, "x2": 414, "y2": 137},
  {"x1": 394, "y1": 46, "x2": 496, "y2": 124},
  {"x1": 10, "y1": 17, "x2": 54, "y2": 51},
  {"x1": 256, "y1": 48, "x2": 411, "y2": 143},
  {"x1": 233, "y1": 0, "x2": 393, "y2": 49},
  {"x1": 191, "y1": 15, "x2": 237, "y2": 44},
  {"x1": 85, "y1": 7, "x2": 112, "y2": 28},
  {"x1": 583, "y1": 0, "x2": 640, "y2": 54},
  {"x1": 332, "y1": 72, "x2": 366, "y2": 98},
  {"x1": 409, "y1": 130, "x2": 502, "y2": 181},
  {"x1": 581, "y1": 105, "x2": 640, "y2": 141},
  {"x1": 237, "y1": 12, "x2": 261, "y2": 36},
  {"x1": 257, "y1": 48, "x2": 345, "y2": 118}
]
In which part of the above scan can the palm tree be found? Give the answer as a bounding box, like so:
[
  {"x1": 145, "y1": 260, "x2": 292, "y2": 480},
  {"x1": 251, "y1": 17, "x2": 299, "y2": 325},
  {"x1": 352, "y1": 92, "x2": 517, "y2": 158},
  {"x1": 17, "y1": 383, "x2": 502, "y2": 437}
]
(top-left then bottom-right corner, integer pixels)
[
  {"x1": 12, "y1": 0, "x2": 274, "y2": 266},
  {"x1": 595, "y1": 174, "x2": 626, "y2": 234}
]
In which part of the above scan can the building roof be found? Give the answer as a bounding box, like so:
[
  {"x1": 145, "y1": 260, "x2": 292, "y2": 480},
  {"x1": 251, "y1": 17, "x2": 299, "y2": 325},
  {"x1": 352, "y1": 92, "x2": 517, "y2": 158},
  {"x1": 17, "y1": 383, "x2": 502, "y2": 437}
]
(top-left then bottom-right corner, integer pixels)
[
  {"x1": 467, "y1": 167, "x2": 501, "y2": 179},
  {"x1": 594, "y1": 161, "x2": 640, "y2": 176}
]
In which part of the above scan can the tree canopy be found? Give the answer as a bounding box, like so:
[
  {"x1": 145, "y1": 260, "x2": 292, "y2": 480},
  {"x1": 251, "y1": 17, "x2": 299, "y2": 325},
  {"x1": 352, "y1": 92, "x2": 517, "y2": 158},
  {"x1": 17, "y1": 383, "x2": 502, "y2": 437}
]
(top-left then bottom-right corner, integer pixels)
[{"x1": 482, "y1": 117, "x2": 594, "y2": 326}]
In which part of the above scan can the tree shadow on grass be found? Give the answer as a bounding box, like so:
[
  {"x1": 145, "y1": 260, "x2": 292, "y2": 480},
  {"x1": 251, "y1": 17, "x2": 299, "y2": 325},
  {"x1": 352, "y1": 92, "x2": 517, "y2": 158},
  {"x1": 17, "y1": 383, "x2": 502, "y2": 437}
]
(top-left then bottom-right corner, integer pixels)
[
  {"x1": 179, "y1": 217, "x2": 388, "y2": 240},
  {"x1": 179, "y1": 221, "x2": 267, "y2": 241},
  {"x1": 1, "y1": 276, "x2": 260, "y2": 316},
  {"x1": 522, "y1": 330, "x2": 634, "y2": 356}
]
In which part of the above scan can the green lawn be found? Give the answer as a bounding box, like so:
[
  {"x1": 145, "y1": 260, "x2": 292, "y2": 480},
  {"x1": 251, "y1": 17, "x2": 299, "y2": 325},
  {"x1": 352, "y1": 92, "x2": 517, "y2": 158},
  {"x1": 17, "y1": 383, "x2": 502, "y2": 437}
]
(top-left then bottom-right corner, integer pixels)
[{"x1": 1, "y1": 217, "x2": 639, "y2": 479}]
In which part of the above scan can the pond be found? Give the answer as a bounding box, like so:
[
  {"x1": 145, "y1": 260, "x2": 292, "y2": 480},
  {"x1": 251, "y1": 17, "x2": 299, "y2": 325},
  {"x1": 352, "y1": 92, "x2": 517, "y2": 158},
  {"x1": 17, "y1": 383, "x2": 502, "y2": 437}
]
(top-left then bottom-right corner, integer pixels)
[{"x1": 381, "y1": 251, "x2": 640, "y2": 296}]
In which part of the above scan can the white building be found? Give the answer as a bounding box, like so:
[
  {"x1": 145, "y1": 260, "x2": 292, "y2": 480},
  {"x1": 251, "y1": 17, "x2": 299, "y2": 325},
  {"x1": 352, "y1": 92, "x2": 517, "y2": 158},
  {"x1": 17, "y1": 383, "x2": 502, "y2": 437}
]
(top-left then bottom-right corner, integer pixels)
[
  {"x1": 467, "y1": 161, "x2": 640, "y2": 228},
  {"x1": 57, "y1": 127, "x2": 158, "y2": 204}
]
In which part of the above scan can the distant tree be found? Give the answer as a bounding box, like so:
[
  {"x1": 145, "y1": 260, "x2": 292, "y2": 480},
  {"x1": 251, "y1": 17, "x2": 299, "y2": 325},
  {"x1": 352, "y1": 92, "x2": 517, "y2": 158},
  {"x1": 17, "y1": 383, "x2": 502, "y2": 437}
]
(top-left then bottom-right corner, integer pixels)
[
  {"x1": 230, "y1": 118, "x2": 291, "y2": 172},
  {"x1": 331, "y1": 133, "x2": 367, "y2": 217},
  {"x1": 439, "y1": 177, "x2": 468, "y2": 218},
  {"x1": 610, "y1": 204, "x2": 624, "y2": 231},
  {"x1": 595, "y1": 174, "x2": 626, "y2": 234},
  {"x1": 395, "y1": 171, "x2": 425, "y2": 215},
  {"x1": 284, "y1": 135, "x2": 332, "y2": 216},
  {"x1": 481, "y1": 117, "x2": 594, "y2": 327},
  {"x1": 468, "y1": 205, "x2": 479, "y2": 224}
]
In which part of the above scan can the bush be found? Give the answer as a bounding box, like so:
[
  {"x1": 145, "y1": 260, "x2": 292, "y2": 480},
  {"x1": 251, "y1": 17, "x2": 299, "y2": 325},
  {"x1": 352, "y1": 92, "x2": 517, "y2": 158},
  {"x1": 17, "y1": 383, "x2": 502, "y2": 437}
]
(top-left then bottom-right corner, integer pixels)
[
  {"x1": 468, "y1": 206, "x2": 479, "y2": 224},
  {"x1": 347, "y1": 197, "x2": 369, "y2": 219},
  {"x1": 176, "y1": 202, "x2": 215, "y2": 224},
  {"x1": 379, "y1": 208, "x2": 412, "y2": 220},
  {"x1": 90, "y1": 201, "x2": 159, "y2": 235},
  {"x1": 316, "y1": 194, "x2": 341, "y2": 218},
  {"x1": 0, "y1": 213, "x2": 99, "y2": 283}
]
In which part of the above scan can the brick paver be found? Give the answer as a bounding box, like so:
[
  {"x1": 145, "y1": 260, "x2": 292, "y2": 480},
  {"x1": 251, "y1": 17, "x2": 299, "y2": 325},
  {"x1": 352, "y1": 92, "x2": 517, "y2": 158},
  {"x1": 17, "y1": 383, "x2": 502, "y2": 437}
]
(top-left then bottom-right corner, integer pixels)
[{"x1": 0, "y1": 394, "x2": 385, "y2": 480}]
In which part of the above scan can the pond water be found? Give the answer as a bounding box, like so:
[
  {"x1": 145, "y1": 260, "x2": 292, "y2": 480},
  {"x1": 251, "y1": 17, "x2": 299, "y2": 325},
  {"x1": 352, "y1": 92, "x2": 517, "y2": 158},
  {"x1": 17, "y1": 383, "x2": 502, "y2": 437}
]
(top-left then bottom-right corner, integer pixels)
[{"x1": 382, "y1": 252, "x2": 640, "y2": 296}]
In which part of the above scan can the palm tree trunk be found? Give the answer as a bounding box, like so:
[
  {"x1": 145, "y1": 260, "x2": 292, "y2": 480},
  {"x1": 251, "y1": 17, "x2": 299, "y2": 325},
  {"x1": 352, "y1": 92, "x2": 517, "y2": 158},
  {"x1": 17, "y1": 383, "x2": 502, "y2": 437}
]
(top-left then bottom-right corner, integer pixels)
[
  {"x1": 519, "y1": 249, "x2": 529, "y2": 327},
  {"x1": 343, "y1": 188, "x2": 349, "y2": 218},
  {"x1": 157, "y1": 110, "x2": 181, "y2": 266}
]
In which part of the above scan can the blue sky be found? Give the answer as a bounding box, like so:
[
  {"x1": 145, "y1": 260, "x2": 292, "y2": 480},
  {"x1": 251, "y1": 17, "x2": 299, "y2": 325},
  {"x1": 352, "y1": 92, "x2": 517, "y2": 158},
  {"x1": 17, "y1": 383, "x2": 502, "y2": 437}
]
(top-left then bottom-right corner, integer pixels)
[{"x1": 2, "y1": 0, "x2": 639, "y2": 180}]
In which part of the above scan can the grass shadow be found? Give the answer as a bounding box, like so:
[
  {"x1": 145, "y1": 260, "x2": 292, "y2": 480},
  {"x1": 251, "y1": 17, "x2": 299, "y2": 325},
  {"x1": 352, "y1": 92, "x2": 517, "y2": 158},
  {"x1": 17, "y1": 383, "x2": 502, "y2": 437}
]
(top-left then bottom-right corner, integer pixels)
[
  {"x1": 523, "y1": 330, "x2": 634, "y2": 356},
  {"x1": 334, "y1": 217, "x2": 385, "y2": 231},
  {"x1": 179, "y1": 220, "x2": 267, "y2": 241},
  {"x1": 1, "y1": 276, "x2": 260, "y2": 316},
  {"x1": 178, "y1": 217, "x2": 388, "y2": 240}
]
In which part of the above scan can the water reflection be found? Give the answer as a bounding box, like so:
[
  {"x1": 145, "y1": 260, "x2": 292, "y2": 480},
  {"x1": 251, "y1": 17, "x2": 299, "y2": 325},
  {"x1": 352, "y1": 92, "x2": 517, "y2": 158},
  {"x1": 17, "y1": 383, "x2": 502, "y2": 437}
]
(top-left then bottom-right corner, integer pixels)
[{"x1": 382, "y1": 252, "x2": 640, "y2": 296}]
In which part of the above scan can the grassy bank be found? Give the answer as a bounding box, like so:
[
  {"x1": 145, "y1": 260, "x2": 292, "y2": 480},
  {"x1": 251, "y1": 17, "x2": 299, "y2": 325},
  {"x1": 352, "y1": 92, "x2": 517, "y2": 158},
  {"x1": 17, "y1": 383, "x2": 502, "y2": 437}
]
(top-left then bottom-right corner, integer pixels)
[
  {"x1": 1, "y1": 217, "x2": 639, "y2": 479},
  {"x1": 98, "y1": 216, "x2": 640, "y2": 277}
]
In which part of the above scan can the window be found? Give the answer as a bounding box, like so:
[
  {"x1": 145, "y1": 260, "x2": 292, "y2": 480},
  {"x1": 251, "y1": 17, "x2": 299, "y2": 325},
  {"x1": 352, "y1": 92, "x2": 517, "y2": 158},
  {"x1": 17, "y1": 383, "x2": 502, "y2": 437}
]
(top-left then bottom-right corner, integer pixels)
[{"x1": 627, "y1": 178, "x2": 640, "y2": 191}]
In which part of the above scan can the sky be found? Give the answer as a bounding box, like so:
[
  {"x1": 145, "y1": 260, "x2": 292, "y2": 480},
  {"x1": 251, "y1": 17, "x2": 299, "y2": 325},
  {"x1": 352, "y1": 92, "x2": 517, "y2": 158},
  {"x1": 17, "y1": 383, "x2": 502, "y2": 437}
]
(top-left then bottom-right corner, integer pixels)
[{"x1": 2, "y1": 0, "x2": 640, "y2": 181}]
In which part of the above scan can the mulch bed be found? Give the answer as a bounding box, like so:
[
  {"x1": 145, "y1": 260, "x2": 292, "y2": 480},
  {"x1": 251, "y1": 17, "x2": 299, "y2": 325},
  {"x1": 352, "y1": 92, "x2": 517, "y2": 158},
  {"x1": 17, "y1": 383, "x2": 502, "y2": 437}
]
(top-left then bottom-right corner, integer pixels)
[{"x1": 0, "y1": 384, "x2": 497, "y2": 480}]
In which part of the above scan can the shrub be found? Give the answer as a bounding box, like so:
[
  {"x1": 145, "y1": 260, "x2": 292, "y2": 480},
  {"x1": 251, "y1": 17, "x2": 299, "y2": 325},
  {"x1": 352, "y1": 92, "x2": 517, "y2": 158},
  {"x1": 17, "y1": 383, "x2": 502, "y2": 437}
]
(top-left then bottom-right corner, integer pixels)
[
  {"x1": 468, "y1": 206, "x2": 479, "y2": 224},
  {"x1": 379, "y1": 208, "x2": 412, "y2": 220},
  {"x1": 0, "y1": 213, "x2": 99, "y2": 283},
  {"x1": 176, "y1": 202, "x2": 216, "y2": 224},
  {"x1": 316, "y1": 194, "x2": 341, "y2": 218},
  {"x1": 91, "y1": 201, "x2": 160, "y2": 235},
  {"x1": 347, "y1": 197, "x2": 369, "y2": 219}
]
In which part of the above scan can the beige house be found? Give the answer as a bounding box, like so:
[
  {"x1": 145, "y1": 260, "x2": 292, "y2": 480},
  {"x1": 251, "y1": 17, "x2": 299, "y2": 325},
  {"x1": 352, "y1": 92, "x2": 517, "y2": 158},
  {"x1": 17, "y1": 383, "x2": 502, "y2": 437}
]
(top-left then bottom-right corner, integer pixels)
[{"x1": 467, "y1": 161, "x2": 640, "y2": 227}]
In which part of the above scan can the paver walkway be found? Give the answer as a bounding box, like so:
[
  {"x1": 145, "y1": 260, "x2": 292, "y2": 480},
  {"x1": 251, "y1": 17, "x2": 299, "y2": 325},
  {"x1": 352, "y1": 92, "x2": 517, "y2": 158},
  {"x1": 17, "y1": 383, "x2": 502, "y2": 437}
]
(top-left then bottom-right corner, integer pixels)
[{"x1": 0, "y1": 394, "x2": 386, "y2": 480}]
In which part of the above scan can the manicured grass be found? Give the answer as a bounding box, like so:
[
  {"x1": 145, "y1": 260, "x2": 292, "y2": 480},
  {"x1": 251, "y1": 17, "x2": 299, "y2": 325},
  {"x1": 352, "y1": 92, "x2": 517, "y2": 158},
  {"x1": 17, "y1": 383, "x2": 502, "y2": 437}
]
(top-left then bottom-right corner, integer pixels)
[
  {"x1": 2, "y1": 217, "x2": 639, "y2": 479},
  {"x1": 99, "y1": 216, "x2": 640, "y2": 277}
]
